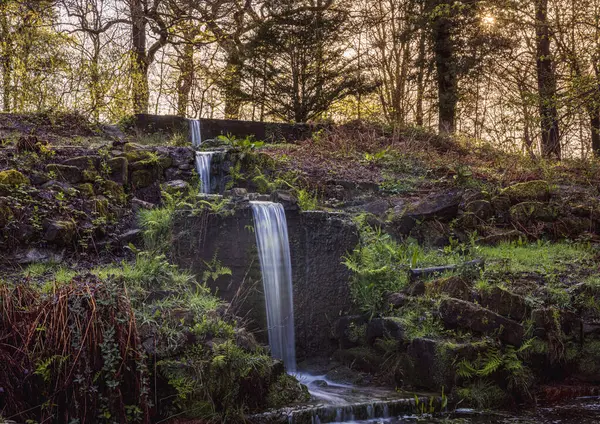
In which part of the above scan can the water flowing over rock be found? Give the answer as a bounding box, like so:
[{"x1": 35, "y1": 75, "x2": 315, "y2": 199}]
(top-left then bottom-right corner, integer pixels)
[
  {"x1": 251, "y1": 201, "x2": 297, "y2": 372},
  {"x1": 189, "y1": 119, "x2": 202, "y2": 147},
  {"x1": 195, "y1": 152, "x2": 215, "y2": 194}
]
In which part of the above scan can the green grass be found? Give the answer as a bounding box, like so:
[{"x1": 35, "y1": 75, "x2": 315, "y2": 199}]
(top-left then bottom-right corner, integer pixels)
[
  {"x1": 477, "y1": 240, "x2": 594, "y2": 274},
  {"x1": 24, "y1": 262, "x2": 58, "y2": 277}
]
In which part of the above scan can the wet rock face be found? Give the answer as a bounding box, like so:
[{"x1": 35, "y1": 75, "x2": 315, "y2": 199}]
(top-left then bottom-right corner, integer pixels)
[{"x1": 172, "y1": 208, "x2": 359, "y2": 359}]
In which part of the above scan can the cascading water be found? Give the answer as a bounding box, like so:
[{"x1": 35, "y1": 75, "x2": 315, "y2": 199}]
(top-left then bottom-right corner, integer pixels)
[
  {"x1": 195, "y1": 152, "x2": 214, "y2": 194},
  {"x1": 250, "y1": 201, "x2": 297, "y2": 372},
  {"x1": 189, "y1": 119, "x2": 202, "y2": 147},
  {"x1": 250, "y1": 203, "x2": 413, "y2": 423}
]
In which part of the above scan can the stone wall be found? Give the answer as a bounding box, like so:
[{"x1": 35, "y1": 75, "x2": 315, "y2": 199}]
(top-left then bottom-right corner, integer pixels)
[
  {"x1": 172, "y1": 206, "x2": 359, "y2": 359},
  {"x1": 133, "y1": 114, "x2": 322, "y2": 143}
]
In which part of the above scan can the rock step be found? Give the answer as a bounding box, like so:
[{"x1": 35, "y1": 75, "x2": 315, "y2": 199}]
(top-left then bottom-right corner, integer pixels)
[{"x1": 251, "y1": 397, "x2": 442, "y2": 424}]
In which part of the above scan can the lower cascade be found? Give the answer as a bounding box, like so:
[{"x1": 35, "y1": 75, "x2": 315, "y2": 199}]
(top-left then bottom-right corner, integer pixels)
[
  {"x1": 195, "y1": 151, "x2": 214, "y2": 194},
  {"x1": 189, "y1": 118, "x2": 202, "y2": 147},
  {"x1": 250, "y1": 201, "x2": 297, "y2": 372}
]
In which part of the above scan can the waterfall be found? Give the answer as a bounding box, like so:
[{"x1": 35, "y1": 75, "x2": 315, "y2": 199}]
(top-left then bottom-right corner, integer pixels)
[
  {"x1": 195, "y1": 152, "x2": 214, "y2": 194},
  {"x1": 189, "y1": 119, "x2": 202, "y2": 147},
  {"x1": 250, "y1": 201, "x2": 297, "y2": 372}
]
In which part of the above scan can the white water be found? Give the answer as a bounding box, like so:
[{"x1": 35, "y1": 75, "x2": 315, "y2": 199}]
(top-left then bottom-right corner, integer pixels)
[
  {"x1": 251, "y1": 201, "x2": 297, "y2": 372},
  {"x1": 189, "y1": 119, "x2": 202, "y2": 147},
  {"x1": 195, "y1": 152, "x2": 214, "y2": 194}
]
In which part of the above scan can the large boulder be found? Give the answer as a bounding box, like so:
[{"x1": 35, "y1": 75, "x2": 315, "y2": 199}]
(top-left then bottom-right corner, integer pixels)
[
  {"x1": 63, "y1": 155, "x2": 101, "y2": 169},
  {"x1": 46, "y1": 164, "x2": 83, "y2": 184},
  {"x1": 477, "y1": 287, "x2": 530, "y2": 321},
  {"x1": 366, "y1": 317, "x2": 405, "y2": 346},
  {"x1": 531, "y1": 308, "x2": 582, "y2": 341},
  {"x1": 501, "y1": 180, "x2": 551, "y2": 204},
  {"x1": 464, "y1": 199, "x2": 494, "y2": 220},
  {"x1": 509, "y1": 201, "x2": 556, "y2": 223},
  {"x1": 438, "y1": 298, "x2": 524, "y2": 346},
  {"x1": 389, "y1": 190, "x2": 463, "y2": 236},
  {"x1": 43, "y1": 219, "x2": 77, "y2": 246},
  {"x1": 106, "y1": 157, "x2": 129, "y2": 184}
]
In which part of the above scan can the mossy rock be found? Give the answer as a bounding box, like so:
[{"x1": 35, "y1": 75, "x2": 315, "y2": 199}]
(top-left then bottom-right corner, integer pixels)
[
  {"x1": 82, "y1": 168, "x2": 100, "y2": 182},
  {"x1": 0, "y1": 169, "x2": 30, "y2": 186},
  {"x1": 77, "y1": 183, "x2": 95, "y2": 197},
  {"x1": 106, "y1": 157, "x2": 128, "y2": 184},
  {"x1": 266, "y1": 373, "x2": 310, "y2": 409},
  {"x1": 501, "y1": 180, "x2": 551, "y2": 204},
  {"x1": 131, "y1": 169, "x2": 157, "y2": 189},
  {"x1": 425, "y1": 276, "x2": 472, "y2": 301},
  {"x1": 464, "y1": 200, "x2": 493, "y2": 219},
  {"x1": 125, "y1": 151, "x2": 153, "y2": 164},
  {"x1": 91, "y1": 196, "x2": 110, "y2": 217},
  {"x1": 43, "y1": 219, "x2": 77, "y2": 246},
  {"x1": 509, "y1": 201, "x2": 556, "y2": 223},
  {"x1": 63, "y1": 155, "x2": 100, "y2": 169},
  {"x1": 123, "y1": 142, "x2": 145, "y2": 153},
  {"x1": 97, "y1": 180, "x2": 126, "y2": 205},
  {"x1": 575, "y1": 339, "x2": 600, "y2": 383},
  {"x1": 46, "y1": 164, "x2": 83, "y2": 184}
]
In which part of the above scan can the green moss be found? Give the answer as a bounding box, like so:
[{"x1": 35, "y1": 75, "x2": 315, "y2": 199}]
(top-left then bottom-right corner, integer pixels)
[
  {"x1": 124, "y1": 149, "x2": 158, "y2": 164},
  {"x1": 266, "y1": 374, "x2": 310, "y2": 408},
  {"x1": 0, "y1": 169, "x2": 29, "y2": 186},
  {"x1": 77, "y1": 183, "x2": 95, "y2": 197},
  {"x1": 501, "y1": 180, "x2": 551, "y2": 203}
]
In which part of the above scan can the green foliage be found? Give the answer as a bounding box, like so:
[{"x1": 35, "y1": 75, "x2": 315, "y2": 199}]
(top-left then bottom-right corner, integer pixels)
[
  {"x1": 456, "y1": 380, "x2": 507, "y2": 410},
  {"x1": 217, "y1": 134, "x2": 265, "y2": 162},
  {"x1": 344, "y1": 217, "x2": 466, "y2": 315},
  {"x1": 456, "y1": 343, "x2": 534, "y2": 400},
  {"x1": 297, "y1": 189, "x2": 318, "y2": 210},
  {"x1": 397, "y1": 303, "x2": 445, "y2": 341},
  {"x1": 158, "y1": 340, "x2": 273, "y2": 421},
  {"x1": 93, "y1": 251, "x2": 194, "y2": 299}
]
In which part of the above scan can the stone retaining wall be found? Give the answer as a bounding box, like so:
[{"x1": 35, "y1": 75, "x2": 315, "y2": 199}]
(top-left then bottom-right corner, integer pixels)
[
  {"x1": 172, "y1": 207, "x2": 359, "y2": 359},
  {"x1": 133, "y1": 114, "x2": 322, "y2": 143}
]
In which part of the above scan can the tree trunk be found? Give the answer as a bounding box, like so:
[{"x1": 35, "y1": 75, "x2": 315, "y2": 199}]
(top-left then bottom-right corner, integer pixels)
[
  {"x1": 131, "y1": 0, "x2": 149, "y2": 114},
  {"x1": 223, "y1": 49, "x2": 243, "y2": 120},
  {"x1": 177, "y1": 42, "x2": 195, "y2": 117},
  {"x1": 534, "y1": 0, "x2": 561, "y2": 159},
  {"x1": 1, "y1": 9, "x2": 11, "y2": 112},
  {"x1": 416, "y1": 22, "x2": 426, "y2": 127},
  {"x1": 431, "y1": 4, "x2": 457, "y2": 133},
  {"x1": 590, "y1": 107, "x2": 600, "y2": 156},
  {"x1": 89, "y1": 36, "x2": 101, "y2": 121}
]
